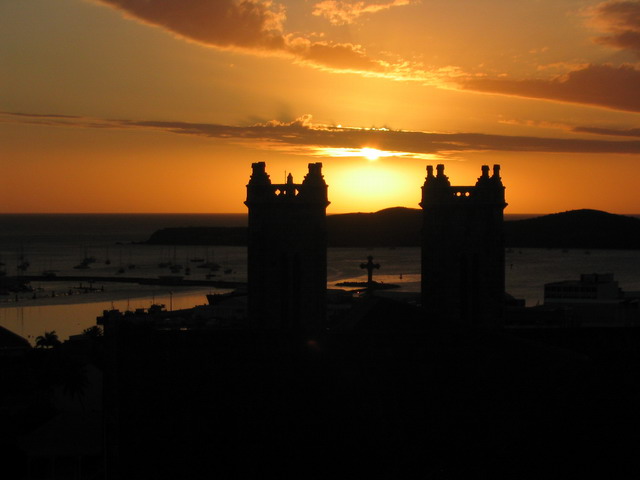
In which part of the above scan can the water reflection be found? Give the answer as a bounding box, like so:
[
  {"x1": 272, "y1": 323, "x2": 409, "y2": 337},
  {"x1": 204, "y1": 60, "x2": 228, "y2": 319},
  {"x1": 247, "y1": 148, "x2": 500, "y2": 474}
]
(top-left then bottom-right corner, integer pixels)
[{"x1": 0, "y1": 289, "x2": 215, "y2": 344}]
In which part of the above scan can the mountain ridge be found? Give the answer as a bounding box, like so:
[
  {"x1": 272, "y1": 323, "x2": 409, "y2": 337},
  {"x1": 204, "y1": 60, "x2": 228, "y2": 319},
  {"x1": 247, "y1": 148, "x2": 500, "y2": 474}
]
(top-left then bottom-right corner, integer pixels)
[{"x1": 144, "y1": 208, "x2": 640, "y2": 249}]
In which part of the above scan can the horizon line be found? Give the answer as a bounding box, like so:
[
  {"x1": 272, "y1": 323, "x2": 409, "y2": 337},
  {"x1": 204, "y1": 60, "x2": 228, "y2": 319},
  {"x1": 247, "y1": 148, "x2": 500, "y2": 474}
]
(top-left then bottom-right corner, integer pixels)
[{"x1": 1, "y1": 209, "x2": 639, "y2": 216}]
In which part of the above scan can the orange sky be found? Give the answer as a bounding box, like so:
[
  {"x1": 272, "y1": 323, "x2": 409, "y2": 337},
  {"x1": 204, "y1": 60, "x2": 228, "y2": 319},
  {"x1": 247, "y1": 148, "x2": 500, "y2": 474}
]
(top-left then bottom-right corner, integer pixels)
[{"x1": 1, "y1": 0, "x2": 640, "y2": 213}]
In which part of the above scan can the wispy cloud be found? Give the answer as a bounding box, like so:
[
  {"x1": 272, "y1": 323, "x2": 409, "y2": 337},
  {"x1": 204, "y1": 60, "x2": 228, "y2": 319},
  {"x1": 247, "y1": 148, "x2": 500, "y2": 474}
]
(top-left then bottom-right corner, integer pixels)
[
  {"x1": 573, "y1": 126, "x2": 640, "y2": 137},
  {"x1": 456, "y1": 5, "x2": 640, "y2": 113},
  {"x1": 459, "y1": 64, "x2": 640, "y2": 113},
  {"x1": 498, "y1": 116, "x2": 640, "y2": 139},
  {"x1": 94, "y1": 0, "x2": 425, "y2": 80},
  {"x1": 92, "y1": 1, "x2": 640, "y2": 112},
  {"x1": 4, "y1": 111, "x2": 640, "y2": 157},
  {"x1": 312, "y1": 0, "x2": 414, "y2": 26},
  {"x1": 588, "y1": 0, "x2": 640, "y2": 57}
]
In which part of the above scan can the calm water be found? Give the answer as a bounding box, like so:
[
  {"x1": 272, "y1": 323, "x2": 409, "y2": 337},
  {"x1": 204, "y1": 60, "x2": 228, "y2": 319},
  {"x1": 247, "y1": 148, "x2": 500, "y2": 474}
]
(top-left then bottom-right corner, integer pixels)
[{"x1": 1, "y1": 214, "x2": 640, "y2": 343}]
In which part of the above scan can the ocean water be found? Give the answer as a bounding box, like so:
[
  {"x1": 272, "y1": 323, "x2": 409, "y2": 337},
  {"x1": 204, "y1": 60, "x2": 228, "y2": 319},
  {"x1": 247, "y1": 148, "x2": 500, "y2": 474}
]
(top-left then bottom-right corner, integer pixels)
[{"x1": 1, "y1": 214, "x2": 640, "y2": 343}]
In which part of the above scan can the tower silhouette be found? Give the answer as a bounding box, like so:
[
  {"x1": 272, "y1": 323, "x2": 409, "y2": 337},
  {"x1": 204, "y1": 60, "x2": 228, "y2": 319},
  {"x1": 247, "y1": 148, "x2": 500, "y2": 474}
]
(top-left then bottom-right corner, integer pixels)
[
  {"x1": 420, "y1": 164, "x2": 507, "y2": 327},
  {"x1": 245, "y1": 162, "x2": 329, "y2": 330}
]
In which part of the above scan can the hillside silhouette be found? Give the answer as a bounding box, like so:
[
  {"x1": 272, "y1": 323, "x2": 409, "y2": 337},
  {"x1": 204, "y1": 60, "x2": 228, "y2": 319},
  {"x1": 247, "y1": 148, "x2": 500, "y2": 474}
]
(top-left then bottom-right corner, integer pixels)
[
  {"x1": 505, "y1": 209, "x2": 640, "y2": 249},
  {"x1": 145, "y1": 208, "x2": 640, "y2": 249}
]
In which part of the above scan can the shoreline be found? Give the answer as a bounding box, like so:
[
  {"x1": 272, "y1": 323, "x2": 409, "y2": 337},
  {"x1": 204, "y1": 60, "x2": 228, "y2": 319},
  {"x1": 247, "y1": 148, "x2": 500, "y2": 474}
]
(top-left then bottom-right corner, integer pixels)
[{"x1": 0, "y1": 283, "x2": 223, "y2": 309}]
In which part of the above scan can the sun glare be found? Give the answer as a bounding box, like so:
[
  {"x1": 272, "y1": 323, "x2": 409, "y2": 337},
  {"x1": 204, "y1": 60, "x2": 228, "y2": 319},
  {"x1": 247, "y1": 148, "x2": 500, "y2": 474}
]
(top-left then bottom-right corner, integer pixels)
[
  {"x1": 361, "y1": 147, "x2": 382, "y2": 161},
  {"x1": 313, "y1": 147, "x2": 437, "y2": 162},
  {"x1": 329, "y1": 162, "x2": 423, "y2": 212}
]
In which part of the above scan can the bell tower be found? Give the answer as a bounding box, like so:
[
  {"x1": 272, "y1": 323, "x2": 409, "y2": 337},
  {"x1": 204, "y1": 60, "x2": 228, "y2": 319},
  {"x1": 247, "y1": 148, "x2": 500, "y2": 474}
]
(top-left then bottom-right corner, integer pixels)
[
  {"x1": 245, "y1": 162, "x2": 329, "y2": 330},
  {"x1": 420, "y1": 164, "x2": 506, "y2": 327}
]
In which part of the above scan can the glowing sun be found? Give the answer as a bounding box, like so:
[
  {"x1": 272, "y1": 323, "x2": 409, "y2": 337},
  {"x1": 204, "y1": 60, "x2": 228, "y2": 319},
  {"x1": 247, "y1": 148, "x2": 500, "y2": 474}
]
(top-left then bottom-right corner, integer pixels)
[{"x1": 361, "y1": 147, "x2": 382, "y2": 161}]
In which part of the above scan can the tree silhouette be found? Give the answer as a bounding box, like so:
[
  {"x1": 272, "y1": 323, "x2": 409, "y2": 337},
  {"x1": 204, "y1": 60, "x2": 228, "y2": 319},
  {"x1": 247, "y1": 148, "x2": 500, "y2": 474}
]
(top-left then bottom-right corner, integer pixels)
[
  {"x1": 35, "y1": 330, "x2": 61, "y2": 349},
  {"x1": 82, "y1": 325, "x2": 103, "y2": 337}
]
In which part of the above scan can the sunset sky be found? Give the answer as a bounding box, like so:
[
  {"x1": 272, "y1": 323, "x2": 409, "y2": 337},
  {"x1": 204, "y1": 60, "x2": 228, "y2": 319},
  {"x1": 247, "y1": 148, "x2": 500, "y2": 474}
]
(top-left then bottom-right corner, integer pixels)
[{"x1": 1, "y1": 0, "x2": 640, "y2": 213}]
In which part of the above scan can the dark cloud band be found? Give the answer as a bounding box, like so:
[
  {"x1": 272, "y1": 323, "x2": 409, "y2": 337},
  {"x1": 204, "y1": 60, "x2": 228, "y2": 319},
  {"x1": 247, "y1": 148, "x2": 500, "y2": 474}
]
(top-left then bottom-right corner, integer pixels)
[{"x1": 4, "y1": 111, "x2": 640, "y2": 156}]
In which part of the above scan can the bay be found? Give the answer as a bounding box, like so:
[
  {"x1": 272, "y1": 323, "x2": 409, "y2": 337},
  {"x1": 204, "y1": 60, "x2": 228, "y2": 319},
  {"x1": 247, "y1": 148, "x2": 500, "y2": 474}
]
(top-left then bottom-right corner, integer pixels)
[{"x1": 1, "y1": 214, "x2": 640, "y2": 344}]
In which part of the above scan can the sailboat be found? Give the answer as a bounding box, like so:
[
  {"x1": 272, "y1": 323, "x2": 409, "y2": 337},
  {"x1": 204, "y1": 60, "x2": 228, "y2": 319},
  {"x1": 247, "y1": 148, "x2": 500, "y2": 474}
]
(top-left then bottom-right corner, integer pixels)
[
  {"x1": 17, "y1": 244, "x2": 30, "y2": 273},
  {"x1": 74, "y1": 246, "x2": 96, "y2": 269},
  {"x1": 169, "y1": 246, "x2": 182, "y2": 273},
  {"x1": 197, "y1": 247, "x2": 220, "y2": 271},
  {"x1": 116, "y1": 246, "x2": 125, "y2": 274}
]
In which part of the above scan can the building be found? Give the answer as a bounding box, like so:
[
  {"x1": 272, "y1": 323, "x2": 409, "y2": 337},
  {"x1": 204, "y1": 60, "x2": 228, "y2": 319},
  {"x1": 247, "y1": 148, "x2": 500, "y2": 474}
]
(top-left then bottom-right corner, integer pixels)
[
  {"x1": 245, "y1": 162, "x2": 329, "y2": 330},
  {"x1": 543, "y1": 273, "x2": 640, "y2": 326},
  {"x1": 95, "y1": 163, "x2": 640, "y2": 479},
  {"x1": 420, "y1": 164, "x2": 506, "y2": 327},
  {"x1": 545, "y1": 273, "x2": 622, "y2": 303}
]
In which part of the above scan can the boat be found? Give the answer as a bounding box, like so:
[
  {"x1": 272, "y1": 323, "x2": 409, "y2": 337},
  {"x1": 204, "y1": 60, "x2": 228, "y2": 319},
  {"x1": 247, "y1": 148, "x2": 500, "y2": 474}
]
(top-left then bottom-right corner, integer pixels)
[
  {"x1": 197, "y1": 262, "x2": 220, "y2": 271},
  {"x1": 198, "y1": 248, "x2": 220, "y2": 271},
  {"x1": 74, "y1": 257, "x2": 92, "y2": 269},
  {"x1": 75, "y1": 247, "x2": 96, "y2": 269}
]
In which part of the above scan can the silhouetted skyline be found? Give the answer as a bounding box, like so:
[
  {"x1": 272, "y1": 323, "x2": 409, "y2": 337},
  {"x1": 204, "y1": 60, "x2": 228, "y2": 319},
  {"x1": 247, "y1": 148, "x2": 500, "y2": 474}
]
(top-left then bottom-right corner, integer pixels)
[{"x1": 2, "y1": 1, "x2": 640, "y2": 214}]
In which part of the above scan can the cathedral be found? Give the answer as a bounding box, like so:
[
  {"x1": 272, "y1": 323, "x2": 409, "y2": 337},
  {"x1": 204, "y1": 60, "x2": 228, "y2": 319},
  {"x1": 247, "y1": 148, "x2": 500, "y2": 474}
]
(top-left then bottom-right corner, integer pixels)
[
  {"x1": 245, "y1": 162, "x2": 329, "y2": 330},
  {"x1": 246, "y1": 161, "x2": 506, "y2": 328},
  {"x1": 421, "y1": 164, "x2": 507, "y2": 326}
]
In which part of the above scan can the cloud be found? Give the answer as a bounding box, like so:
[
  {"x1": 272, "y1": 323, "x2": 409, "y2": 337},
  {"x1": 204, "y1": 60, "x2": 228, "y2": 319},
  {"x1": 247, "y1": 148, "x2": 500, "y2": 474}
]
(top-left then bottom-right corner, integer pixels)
[
  {"x1": 588, "y1": 1, "x2": 640, "y2": 56},
  {"x1": 88, "y1": 1, "x2": 640, "y2": 109},
  {"x1": 98, "y1": 0, "x2": 287, "y2": 50},
  {"x1": 288, "y1": 38, "x2": 385, "y2": 72},
  {"x1": 94, "y1": 0, "x2": 421, "y2": 79},
  {"x1": 573, "y1": 126, "x2": 640, "y2": 137},
  {"x1": 498, "y1": 116, "x2": 640, "y2": 139},
  {"x1": 312, "y1": 0, "x2": 414, "y2": 26},
  {"x1": 460, "y1": 64, "x2": 640, "y2": 113},
  {"x1": 5, "y1": 111, "x2": 640, "y2": 156}
]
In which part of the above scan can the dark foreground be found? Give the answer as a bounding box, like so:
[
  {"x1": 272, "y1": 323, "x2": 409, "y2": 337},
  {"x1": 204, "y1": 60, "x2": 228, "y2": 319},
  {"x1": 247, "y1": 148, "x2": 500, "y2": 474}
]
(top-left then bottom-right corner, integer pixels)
[{"x1": 102, "y1": 324, "x2": 640, "y2": 479}]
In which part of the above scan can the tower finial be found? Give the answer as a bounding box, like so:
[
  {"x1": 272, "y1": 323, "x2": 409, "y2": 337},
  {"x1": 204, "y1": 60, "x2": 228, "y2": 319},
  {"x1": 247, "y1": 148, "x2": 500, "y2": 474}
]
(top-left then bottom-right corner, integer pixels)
[
  {"x1": 308, "y1": 162, "x2": 323, "y2": 176},
  {"x1": 248, "y1": 162, "x2": 271, "y2": 185}
]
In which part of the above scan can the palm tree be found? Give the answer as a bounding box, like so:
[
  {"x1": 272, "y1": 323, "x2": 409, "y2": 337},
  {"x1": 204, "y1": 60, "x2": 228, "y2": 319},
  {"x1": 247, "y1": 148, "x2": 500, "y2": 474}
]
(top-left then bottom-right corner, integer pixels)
[{"x1": 35, "y1": 330, "x2": 61, "y2": 349}]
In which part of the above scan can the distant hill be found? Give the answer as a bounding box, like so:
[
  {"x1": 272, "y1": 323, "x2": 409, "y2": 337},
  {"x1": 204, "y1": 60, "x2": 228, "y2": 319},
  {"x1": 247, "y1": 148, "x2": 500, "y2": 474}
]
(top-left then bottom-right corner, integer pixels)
[
  {"x1": 327, "y1": 207, "x2": 421, "y2": 246},
  {"x1": 505, "y1": 209, "x2": 640, "y2": 249},
  {"x1": 144, "y1": 208, "x2": 640, "y2": 249}
]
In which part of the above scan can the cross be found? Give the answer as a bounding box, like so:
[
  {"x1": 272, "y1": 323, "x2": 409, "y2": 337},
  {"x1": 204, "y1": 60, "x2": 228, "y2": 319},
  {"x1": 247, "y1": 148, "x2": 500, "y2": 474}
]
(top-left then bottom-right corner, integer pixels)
[{"x1": 360, "y1": 255, "x2": 380, "y2": 284}]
